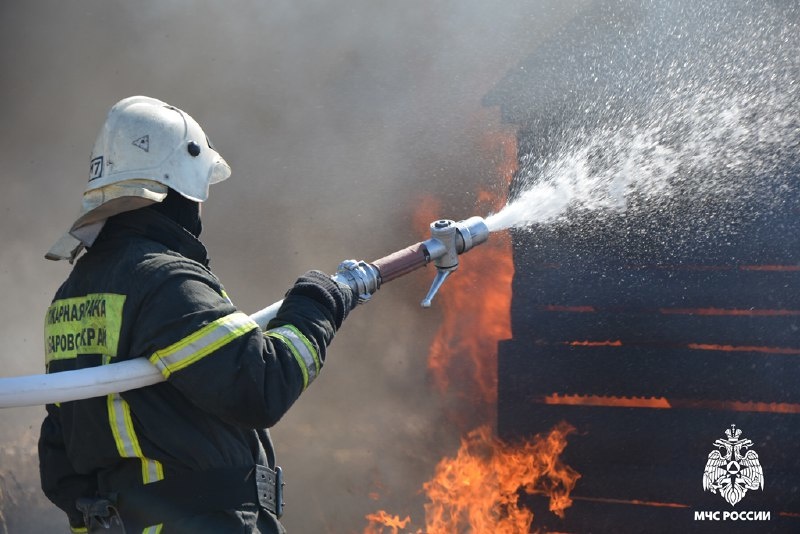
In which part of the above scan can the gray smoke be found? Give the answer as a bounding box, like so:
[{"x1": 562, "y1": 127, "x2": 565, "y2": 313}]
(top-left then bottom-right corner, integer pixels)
[{"x1": 0, "y1": 0, "x2": 590, "y2": 531}]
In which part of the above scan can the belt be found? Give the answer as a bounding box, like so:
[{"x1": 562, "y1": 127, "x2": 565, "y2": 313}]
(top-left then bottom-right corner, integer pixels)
[{"x1": 106, "y1": 464, "x2": 284, "y2": 530}]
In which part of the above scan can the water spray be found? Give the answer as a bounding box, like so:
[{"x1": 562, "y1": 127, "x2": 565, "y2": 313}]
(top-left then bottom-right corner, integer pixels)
[{"x1": 0, "y1": 216, "x2": 489, "y2": 408}]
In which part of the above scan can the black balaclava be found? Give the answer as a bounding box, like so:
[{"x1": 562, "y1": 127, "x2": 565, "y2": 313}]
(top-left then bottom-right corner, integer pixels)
[{"x1": 147, "y1": 188, "x2": 203, "y2": 238}]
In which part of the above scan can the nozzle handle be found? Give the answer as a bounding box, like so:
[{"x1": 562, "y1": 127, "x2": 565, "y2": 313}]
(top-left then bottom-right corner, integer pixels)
[{"x1": 420, "y1": 269, "x2": 451, "y2": 307}]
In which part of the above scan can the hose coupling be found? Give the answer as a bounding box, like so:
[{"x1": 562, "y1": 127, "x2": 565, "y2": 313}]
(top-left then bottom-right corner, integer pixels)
[{"x1": 332, "y1": 259, "x2": 380, "y2": 304}]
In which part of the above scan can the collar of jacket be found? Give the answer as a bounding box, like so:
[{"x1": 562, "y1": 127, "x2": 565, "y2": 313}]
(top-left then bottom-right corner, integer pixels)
[{"x1": 92, "y1": 208, "x2": 211, "y2": 267}]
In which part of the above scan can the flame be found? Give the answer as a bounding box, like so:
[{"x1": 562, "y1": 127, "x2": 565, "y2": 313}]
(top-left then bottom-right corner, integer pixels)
[
  {"x1": 364, "y1": 511, "x2": 412, "y2": 534},
  {"x1": 365, "y1": 120, "x2": 580, "y2": 532},
  {"x1": 688, "y1": 343, "x2": 800, "y2": 354},
  {"x1": 425, "y1": 240, "x2": 513, "y2": 411},
  {"x1": 365, "y1": 424, "x2": 580, "y2": 534},
  {"x1": 422, "y1": 423, "x2": 579, "y2": 533},
  {"x1": 545, "y1": 394, "x2": 672, "y2": 409},
  {"x1": 421, "y1": 127, "x2": 516, "y2": 416},
  {"x1": 543, "y1": 394, "x2": 800, "y2": 414}
]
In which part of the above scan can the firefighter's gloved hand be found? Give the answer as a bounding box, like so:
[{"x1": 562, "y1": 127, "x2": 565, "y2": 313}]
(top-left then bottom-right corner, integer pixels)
[{"x1": 286, "y1": 270, "x2": 355, "y2": 329}]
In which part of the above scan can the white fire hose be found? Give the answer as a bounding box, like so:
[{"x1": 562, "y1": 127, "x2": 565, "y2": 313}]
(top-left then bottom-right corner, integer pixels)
[
  {"x1": 0, "y1": 216, "x2": 490, "y2": 409},
  {"x1": 0, "y1": 300, "x2": 284, "y2": 408}
]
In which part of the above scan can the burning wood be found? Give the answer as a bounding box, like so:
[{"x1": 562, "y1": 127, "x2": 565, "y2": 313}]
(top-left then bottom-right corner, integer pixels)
[{"x1": 544, "y1": 394, "x2": 800, "y2": 414}]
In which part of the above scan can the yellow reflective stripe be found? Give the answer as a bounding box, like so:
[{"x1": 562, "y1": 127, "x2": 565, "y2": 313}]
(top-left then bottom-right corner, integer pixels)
[
  {"x1": 267, "y1": 325, "x2": 320, "y2": 390},
  {"x1": 220, "y1": 288, "x2": 232, "y2": 304},
  {"x1": 142, "y1": 454, "x2": 164, "y2": 485},
  {"x1": 143, "y1": 525, "x2": 163, "y2": 534},
  {"x1": 107, "y1": 394, "x2": 164, "y2": 485},
  {"x1": 44, "y1": 293, "x2": 126, "y2": 365},
  {"x1": 70, "y1": 527, "x2": 88, "y2": 533},
  {"x1": 268, "y1": 331, "x2": 308, "y2": 389},
  {"x1": 108, "y1": 394, "x2": 136, "y2": 457},
  {"x1": 283, "y1": 324, "x2": 321, "y2": 374},
  {"x1": 149, "y1": 312, "x2": 258, "y2": 378}
]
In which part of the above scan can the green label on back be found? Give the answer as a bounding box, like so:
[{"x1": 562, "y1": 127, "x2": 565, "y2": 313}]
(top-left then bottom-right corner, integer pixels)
[{"x1": 44, "y1": 293, "x2": 126, "y2": 364}]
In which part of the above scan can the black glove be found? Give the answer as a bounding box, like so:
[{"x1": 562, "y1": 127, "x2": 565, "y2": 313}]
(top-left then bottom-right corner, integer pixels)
[{"x1": 285, "y1": 270, "x2": 355, "y2": 329}]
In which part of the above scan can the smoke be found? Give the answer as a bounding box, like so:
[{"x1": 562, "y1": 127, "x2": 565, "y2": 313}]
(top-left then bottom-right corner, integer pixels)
[{"x1": 0, "y1": 0, "x2": 590, "y2": 531}]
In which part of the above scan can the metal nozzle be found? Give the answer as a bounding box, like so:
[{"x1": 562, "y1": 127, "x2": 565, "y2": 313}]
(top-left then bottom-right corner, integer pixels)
[
  {"x1": 340, "y1": 215, "x2": 489, "y2": 308},
  {"x1": 420, "y1": 216, "x2": 489, "y2": 307}
]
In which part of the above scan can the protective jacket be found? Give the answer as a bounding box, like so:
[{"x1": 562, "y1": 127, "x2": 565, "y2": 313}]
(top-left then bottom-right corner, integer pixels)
[{"x1": 39, "y1": 208, "x2": 351, "y2": 533}]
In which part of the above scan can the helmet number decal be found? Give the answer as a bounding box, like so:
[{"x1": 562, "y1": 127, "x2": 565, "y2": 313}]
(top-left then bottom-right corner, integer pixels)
[{"x1": 89, "y1": 156, "x2": 104, "y2": 181}]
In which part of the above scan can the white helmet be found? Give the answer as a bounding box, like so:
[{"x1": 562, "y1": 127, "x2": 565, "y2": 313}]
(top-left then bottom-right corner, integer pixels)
[{"x1": 46, "y1": 96, "x2": 231, "y2": 261}]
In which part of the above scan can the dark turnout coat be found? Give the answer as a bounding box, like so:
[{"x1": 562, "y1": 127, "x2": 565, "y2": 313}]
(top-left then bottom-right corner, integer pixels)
[{"x1": 39, "y1": 208, "x2": 351, "y2": 533}]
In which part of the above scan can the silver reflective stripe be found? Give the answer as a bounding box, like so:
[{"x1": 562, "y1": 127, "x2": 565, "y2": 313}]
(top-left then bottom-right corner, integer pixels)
[
  {"x1": 149, "y1": 312, "x2": 258, "y2": 378},
  {"x1": 267, "y1": 325, "x2": 320, "y2": 390},
  {"x1": 141, "y1": 455, "x2": 162, "y2": 484},
  {"x1": 108, "y1": 393, "x2": 137, "y2": 457},
  {"x1": 143, "y1": 525, "x2": 163, "y2": 534}
]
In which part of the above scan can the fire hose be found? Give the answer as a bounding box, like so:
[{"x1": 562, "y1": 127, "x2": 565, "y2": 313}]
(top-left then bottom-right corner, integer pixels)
[{"x1": 0, "y1": 216, "x2": 489, "y2": 408}]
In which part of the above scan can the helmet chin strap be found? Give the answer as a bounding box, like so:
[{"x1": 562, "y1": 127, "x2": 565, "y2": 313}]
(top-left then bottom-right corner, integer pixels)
[{"x1": 147, "y1": 188, "x2": 203, "y2": 238}]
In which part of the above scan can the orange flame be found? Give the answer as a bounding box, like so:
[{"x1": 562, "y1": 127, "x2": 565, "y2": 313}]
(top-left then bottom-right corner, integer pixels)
[
  {"x1": 545, "y1": 393, "x2": 672, "y2": 409},
  {"x1": 365, "y1": 119, "x2": 579, "y2": 533},
  {"x1": 422, "y1": 423, "x2": 579, "y2": 533},
  {"x1": 420, "y1": 128, "x2": 516, "y2": 417},
  {"x1": 544, "y1": 394, "x2": 800, "y2": 414},
  {"x1": 364, "y1": 511, "x2": 412, "y2": 534},
  {"x1": 365, "y1": 424, "x2": 580, "y2": 534},
  {"x1": 687, "y1": 343, "x2": 800, "y2": 354}
]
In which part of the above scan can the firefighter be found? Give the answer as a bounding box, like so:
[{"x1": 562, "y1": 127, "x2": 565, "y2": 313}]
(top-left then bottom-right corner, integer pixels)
[{"x1": 39, "y1": 96, "x2": 356, "y2": 533}]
